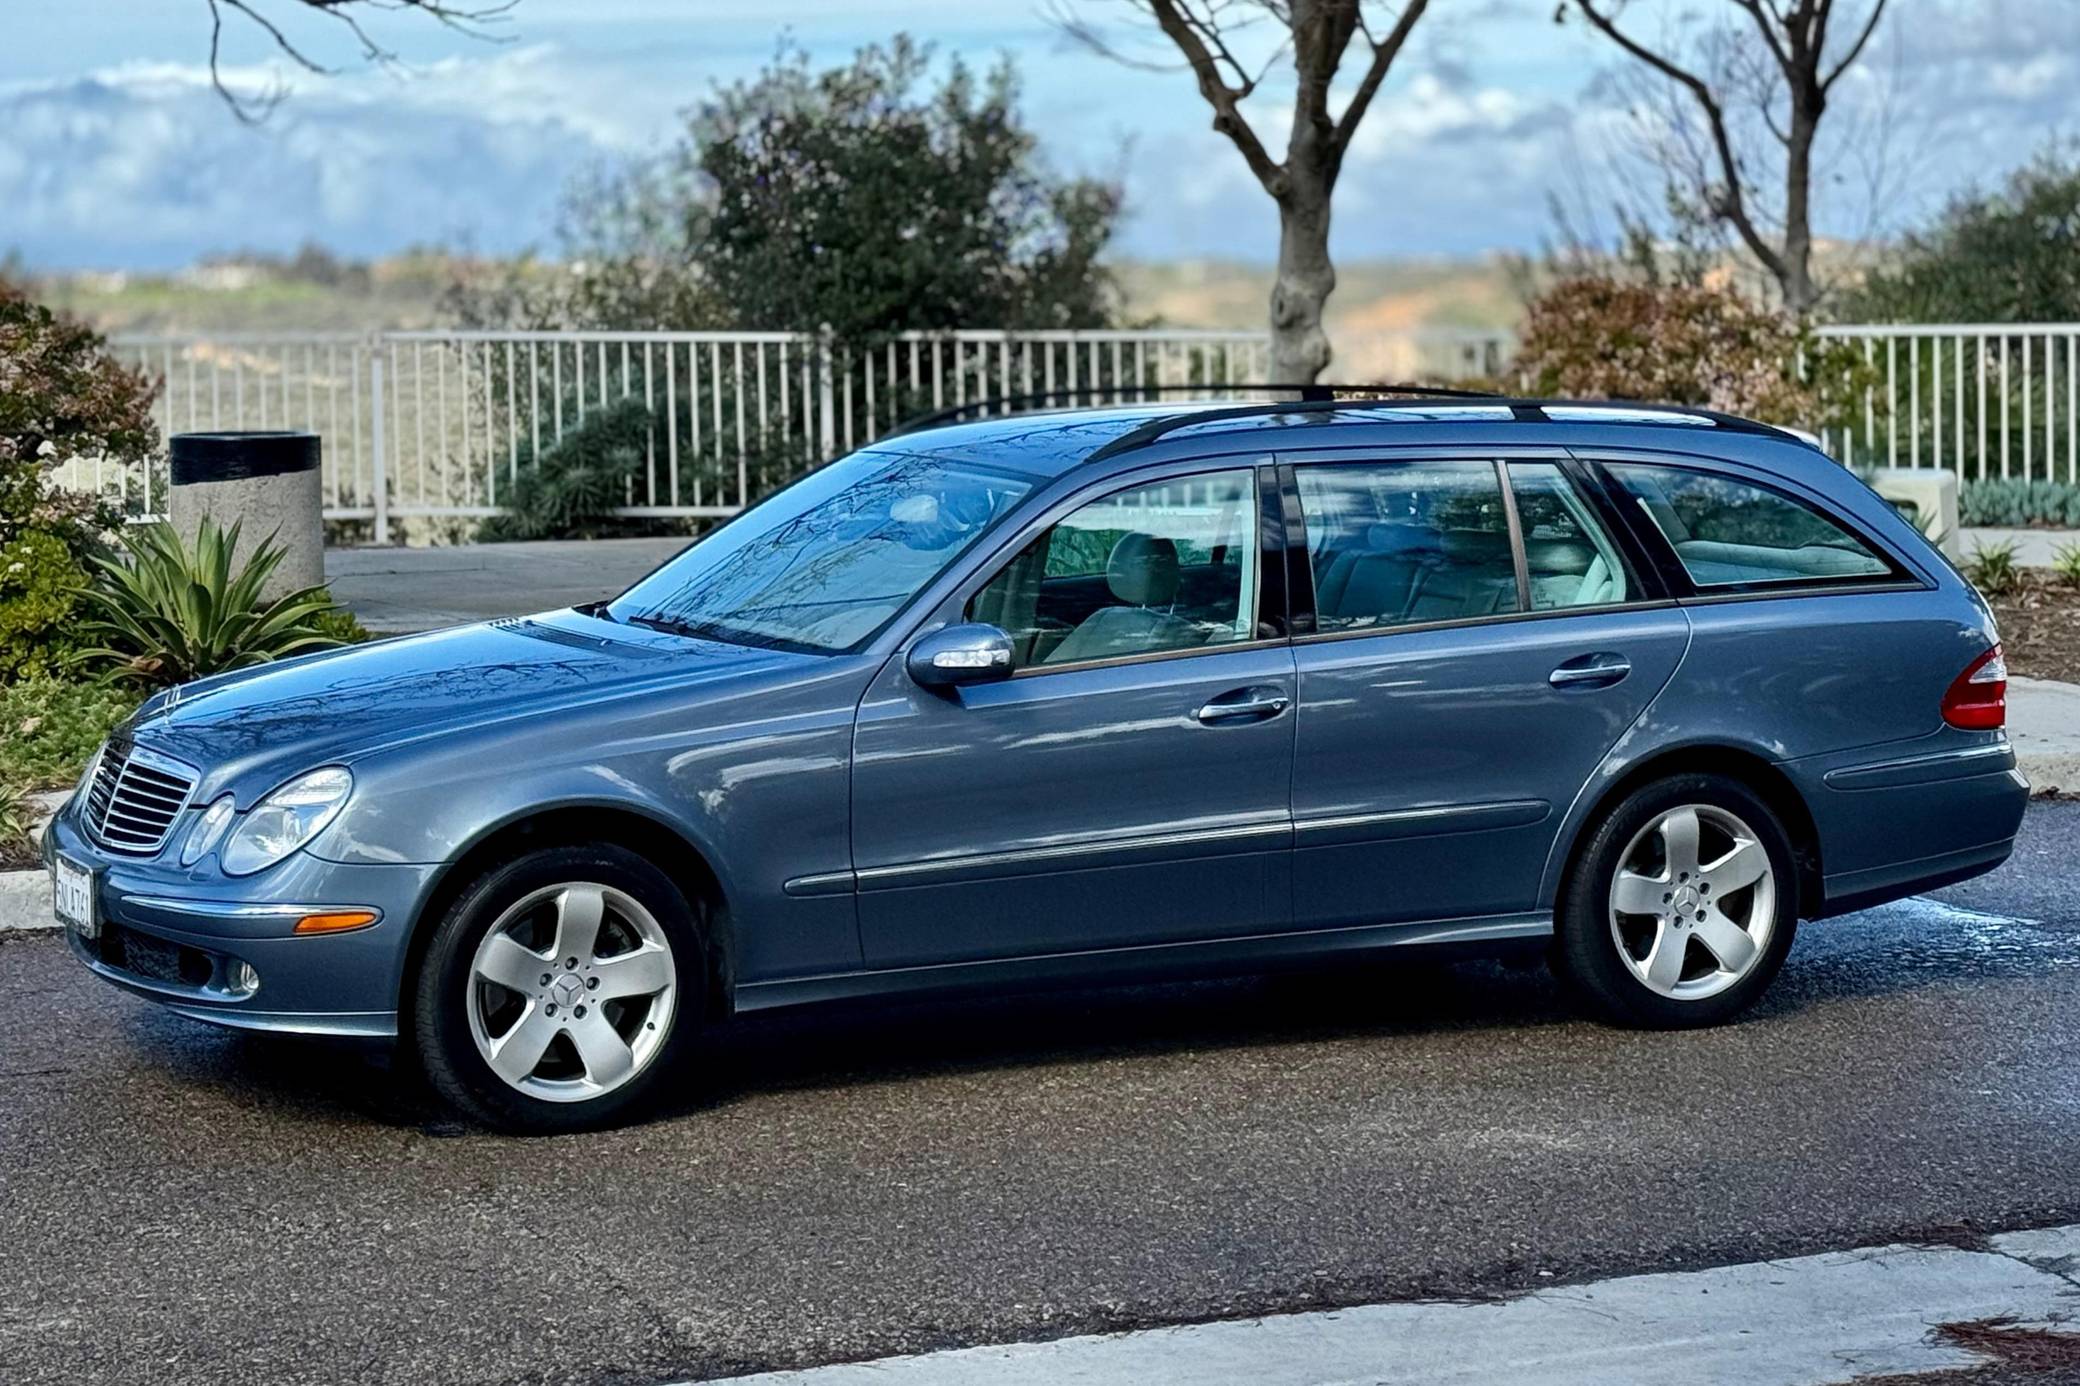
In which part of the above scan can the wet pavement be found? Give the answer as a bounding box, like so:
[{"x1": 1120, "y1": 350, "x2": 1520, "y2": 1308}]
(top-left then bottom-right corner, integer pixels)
[{"x1": 4, "y1": 804, "x2": 2079, "y2": 1386}]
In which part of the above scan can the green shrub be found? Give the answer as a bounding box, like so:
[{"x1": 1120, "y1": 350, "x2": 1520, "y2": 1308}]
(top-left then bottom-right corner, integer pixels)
[
  {"x1": 1, "y1": 278, "x2": 152, "y2": 683},
  {"x1": 0, "y1": 676, "x2": 136, "y2": 789},
  {"x1": 2054, "y1": 542, "x2": 2080, "y2": 588},
  {"x1": 0, "y1": 777, "x2": 32, "y2": 868},
  {"x1": 72, "y1": 518, "x2": 348, "y2": 686},
  {"x1": 1964, "y1": 539, "x2": 2021, "y2": 597},
  {"x1": 310, "y1": 605, "x2": 375, "y2": 645},
  {"x1": 1958, "y1": 478, "x2": 2080, "y2": 529},
  {"x1": 477, "y1": 399, "x2": 655, "y2": 543}
]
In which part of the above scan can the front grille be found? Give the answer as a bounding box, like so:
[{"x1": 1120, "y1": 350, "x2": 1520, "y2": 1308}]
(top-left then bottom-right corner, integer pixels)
[{"x1": 84, "y1": 743, "x2": 197, "y2": 855}]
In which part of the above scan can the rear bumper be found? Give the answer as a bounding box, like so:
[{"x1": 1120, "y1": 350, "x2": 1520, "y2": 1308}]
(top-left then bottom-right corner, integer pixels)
[
  {"x1": 1808, "y1": 750, "x2": 2029, "y2": 916},
  {"x1": 45, "y1": 806, "x2": 432, "y2": 1038}
]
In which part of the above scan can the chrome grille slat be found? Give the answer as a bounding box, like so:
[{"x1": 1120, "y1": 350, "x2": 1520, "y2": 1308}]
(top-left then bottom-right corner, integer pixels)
[{"x1": 85, "y1": 743, "x2": 196, "y2": 856}]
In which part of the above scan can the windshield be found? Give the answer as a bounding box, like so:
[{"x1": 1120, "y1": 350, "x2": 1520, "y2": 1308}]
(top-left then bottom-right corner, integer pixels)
[{"x1": 608, "y1": 450, "x2": 1034, "y2": 653}]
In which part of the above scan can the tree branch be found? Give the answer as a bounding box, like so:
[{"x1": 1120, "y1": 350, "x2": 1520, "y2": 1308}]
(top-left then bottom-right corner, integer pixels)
[
  {"x1": 1142, "y1": 0, "x2": 1287, "y2": 195},
  {"x1": 1329, "y1": 0, "x2": 1429, "y2": 178},
  {"x1": 200, "y1": 0, "x2": 514, "y2": 119},
  {"x1": 1574, "y1": 0, "x2": 1787, "y2": 281},
  {"x1": 1820, "y1": 0, "x2": 1888, "y2": 93}
]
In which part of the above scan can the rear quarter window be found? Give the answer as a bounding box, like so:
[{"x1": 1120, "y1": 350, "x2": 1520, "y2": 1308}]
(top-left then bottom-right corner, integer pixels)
[{"x1": 1606, "y1": 463, "x2": 1895, "y2": 590}]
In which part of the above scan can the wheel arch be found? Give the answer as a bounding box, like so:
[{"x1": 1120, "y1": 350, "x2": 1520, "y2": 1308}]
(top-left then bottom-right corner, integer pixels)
[
  {"x1": 1546, "y1": 745, "x2": 1824, "y2": 919},
  {"x1": 397, "y1": 801, "x2": 736, "y2": 1035}
]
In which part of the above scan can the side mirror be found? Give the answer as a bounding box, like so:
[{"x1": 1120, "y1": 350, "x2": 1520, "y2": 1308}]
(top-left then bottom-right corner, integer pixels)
[{"x1": 907, "y1": 622, "x2": 1015, "y2": 689}]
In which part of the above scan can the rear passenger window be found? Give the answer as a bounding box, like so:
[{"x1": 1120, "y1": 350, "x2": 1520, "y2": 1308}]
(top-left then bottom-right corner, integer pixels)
[
  {"x1": 1607, "y1": 464, "x2": 1892, "y2": 588},
  {"x1": 1295, "y1": 463, "x2": 1520, "y2": 632},
  {"x1": 1508, "y1": 463, "x2": 1630, "y2": 609}
]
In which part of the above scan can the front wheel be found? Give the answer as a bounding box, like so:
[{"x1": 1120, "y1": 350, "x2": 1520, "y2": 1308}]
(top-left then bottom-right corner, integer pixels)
[
  {"x1": 1555, "y1": 773, "x2": 1798, "y2": 1028},
  {"x1": 413, "y1": 844, "x2": 705, "y2": 1133}
]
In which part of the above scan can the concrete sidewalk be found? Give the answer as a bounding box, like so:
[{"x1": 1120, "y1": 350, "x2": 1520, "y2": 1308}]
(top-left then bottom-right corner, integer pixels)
[{"x1": 711, "y1": 1225, "x2": 2080, "y2": 1386}]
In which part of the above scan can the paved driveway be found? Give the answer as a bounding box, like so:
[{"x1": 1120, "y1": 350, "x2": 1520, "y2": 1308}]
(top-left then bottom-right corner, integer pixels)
[{"x1": 4, "y1": 806, "x2": 2079, "y2": 1386}]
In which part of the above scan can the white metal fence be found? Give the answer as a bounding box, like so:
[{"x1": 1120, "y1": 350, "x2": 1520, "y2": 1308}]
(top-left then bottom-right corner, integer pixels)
[
  {"x1": 57, "y1": 323, "x2": 2080, "y2": 540},
  {"x1": 1810, "y1": 324, "x2": 2080, "y2": 480}
]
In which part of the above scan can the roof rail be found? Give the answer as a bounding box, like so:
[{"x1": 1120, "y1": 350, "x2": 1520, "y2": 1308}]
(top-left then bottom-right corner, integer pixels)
[
  {"x1": 883, "y1": 381, "x2": 1503, "y2": 439},
  {"x1": 1080, "y1": 396, "x2": 1810, "y2": 464}
]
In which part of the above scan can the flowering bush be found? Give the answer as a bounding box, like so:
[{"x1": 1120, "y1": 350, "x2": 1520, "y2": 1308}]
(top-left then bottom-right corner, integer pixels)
[
  {"x1": 0, "y1": 277, "x2": 156, "y2": 680},
  {"x1": 1508, "y1": 275, "x2": 1863, "y2": 432}
]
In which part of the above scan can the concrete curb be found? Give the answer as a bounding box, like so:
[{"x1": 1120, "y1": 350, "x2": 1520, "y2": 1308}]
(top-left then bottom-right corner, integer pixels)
[
  {"x1": 704, "y1": 1225, "x2": 2080, "y2": 1386},
  {"x1": 0, "y1": 868, "x2": 49, "y2": 932}
]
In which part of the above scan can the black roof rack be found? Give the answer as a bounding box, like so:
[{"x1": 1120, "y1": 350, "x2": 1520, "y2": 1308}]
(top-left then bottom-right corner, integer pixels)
[
  {"x1": 1080, "y1": 395, "x2": 1807, "y2": 464},
  {"x1": 883, "y1": 381, "x2": 1504, "y2": 439}
]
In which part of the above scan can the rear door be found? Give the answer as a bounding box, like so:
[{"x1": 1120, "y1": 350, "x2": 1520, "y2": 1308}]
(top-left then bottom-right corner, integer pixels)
[{"x1": 1282, "y1": 450, "x2": 1691, "y2": 932}]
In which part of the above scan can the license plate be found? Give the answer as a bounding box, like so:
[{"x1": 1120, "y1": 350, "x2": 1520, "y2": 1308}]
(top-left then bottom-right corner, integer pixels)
[{"x1": 52, "y1": 855, "x2": 97, "y2": 939}]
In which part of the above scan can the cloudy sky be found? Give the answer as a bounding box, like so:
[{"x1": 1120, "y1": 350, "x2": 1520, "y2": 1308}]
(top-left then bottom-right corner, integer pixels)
[{"x1": 3, "y1": 0, "x2": 2075, "y2": 270}]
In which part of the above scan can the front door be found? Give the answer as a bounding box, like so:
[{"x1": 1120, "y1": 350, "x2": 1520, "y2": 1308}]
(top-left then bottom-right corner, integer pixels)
[
  {"x1": 851, "y1": 464, "x2": 1298, "y2": 968},
  {"x1": 1283, "y1": 455, "x2": 1691, "y2": 931}
]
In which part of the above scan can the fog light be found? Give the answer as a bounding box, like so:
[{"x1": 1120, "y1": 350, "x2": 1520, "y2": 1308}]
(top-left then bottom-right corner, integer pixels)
[{"x1": 230, "y1": 961, "x2": 260, "y2": 995}]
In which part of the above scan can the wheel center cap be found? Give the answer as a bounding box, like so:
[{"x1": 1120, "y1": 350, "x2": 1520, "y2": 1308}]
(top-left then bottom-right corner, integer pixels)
[
  {"x1": 550, "y1": 974, "x2": 585, "y2": 1007},
  {"x1": 1672, "y1": 885, "x2": 1701, "y2": 915}
]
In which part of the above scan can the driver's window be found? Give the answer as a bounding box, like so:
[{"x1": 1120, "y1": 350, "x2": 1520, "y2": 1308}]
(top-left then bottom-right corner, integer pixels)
[{"x1": 970, "y1": 470, "x2": 1260, "y2": 669}]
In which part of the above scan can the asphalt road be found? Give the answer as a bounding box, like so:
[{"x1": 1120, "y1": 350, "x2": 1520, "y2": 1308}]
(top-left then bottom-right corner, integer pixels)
[{"x1": 5, "y1": 806, "x2": 2080, "y2": 1386}]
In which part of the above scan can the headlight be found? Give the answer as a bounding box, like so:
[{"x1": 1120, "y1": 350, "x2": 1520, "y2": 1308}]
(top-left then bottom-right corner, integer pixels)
[
  {"x1": 219, "y1": 767, "x2": 353, "y2": 877},
  {"x1": 180, "y1": 794, "x2": 237, "y2": 867}
]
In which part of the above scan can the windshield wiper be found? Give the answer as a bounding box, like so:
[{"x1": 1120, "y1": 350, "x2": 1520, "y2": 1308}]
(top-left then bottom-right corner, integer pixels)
[{"x1": 625, "y1": 613, "x2": 710, "y2": 640}]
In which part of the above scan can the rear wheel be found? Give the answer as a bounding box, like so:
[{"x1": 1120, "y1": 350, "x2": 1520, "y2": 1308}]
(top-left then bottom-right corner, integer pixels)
[
  {"x1": 1555, "y1": 773, "x2": 1798, "y2": 1027},
  {"x1": 413, "y1": 844, "x2": 705, "y2": 1133}
]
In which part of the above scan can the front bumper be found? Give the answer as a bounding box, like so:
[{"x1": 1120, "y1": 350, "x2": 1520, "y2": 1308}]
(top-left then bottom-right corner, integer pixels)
[{"x1": 45, "y1": 805, "x2": 438, "y2": 1038}]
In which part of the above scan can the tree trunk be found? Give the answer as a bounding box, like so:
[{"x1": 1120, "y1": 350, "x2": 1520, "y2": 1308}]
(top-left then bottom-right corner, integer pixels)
[
  {"x1": 1270, "y1": 183, "x2": 1336, "y2": 386},
  {"x1": 1779, "y1": 104, "x2": 1820, "y2": 317}
]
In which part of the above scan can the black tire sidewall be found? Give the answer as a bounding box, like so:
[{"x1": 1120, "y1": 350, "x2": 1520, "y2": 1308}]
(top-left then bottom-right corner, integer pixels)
[
  {"x1": 1557, "y1": 773, "x2": 1798, "y2": 1028},
  {"x1": 413, "y1": 843, "x2": 706, "y2": 1133}
]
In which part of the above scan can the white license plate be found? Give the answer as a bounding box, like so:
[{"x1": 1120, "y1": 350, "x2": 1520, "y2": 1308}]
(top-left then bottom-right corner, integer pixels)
[{"x1": 52, "y1": 855, "x2": 97, "y2": 939}]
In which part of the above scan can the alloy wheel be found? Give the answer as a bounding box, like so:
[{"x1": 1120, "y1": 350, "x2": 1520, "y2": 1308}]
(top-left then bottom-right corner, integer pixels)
[
  {"x1": 1607, "y1": 804, "x2": 1777, "y2": 1002},
  {"x1": 464, "y1": 882, "x2": 678, "y2": 1103}
]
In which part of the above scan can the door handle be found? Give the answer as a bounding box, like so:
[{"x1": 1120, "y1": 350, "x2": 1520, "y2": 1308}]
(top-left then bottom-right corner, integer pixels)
[
  {"x1": 1549, "y1": 654, "x2": 1632, "y2": 690},
  {"x1": 1196, "y1": 691, "x2": 1292, "y2": 724}
]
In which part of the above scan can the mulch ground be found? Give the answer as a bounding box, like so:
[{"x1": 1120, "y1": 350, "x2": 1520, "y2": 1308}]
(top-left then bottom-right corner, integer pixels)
[{"x1": 1991, "y1": 578, "x2": 2080, "y2": 685}]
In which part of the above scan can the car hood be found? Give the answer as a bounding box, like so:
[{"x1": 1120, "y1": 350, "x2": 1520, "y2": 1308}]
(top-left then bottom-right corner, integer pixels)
[{"x1": 124, "y1": 610, "x2": 813, "y2": 799}]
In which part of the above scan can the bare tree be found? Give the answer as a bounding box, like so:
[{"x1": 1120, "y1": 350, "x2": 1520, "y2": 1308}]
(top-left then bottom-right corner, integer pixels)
[
  {"x1": 198, "y1": 0, "x2": 512, "y2": 120},
  {"x1": 1570, "y1": 0, "x2": 1890, "y2": 316},
  {"x1": 1060, "y1": 1, "x2": 1432, "y2": 385}
]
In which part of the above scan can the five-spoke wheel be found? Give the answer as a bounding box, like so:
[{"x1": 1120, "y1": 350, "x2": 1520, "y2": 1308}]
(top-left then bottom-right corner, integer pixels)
[
  {"x1": 414, "y1": 843, "x2": 705, "y2": 1133},
  {"x1": 466, "y1": 883, "x2": 677, "y2": 1102},
  {"x1": 1556, "y1": 773, "x2": 1797, "y2": 1027}
]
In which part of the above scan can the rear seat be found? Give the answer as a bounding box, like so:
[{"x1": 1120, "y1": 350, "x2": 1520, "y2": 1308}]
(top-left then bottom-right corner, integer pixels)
[
  {"x1": 1674, "y1": 538, "x2": 1889, "y2": 585},
  {"x1": 1315, "y1": 524, "x2": 1516, "y2": 626}
]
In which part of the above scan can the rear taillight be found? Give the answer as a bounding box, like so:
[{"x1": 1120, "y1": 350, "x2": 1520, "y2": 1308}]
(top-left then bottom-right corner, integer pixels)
[{"x1": 1941, "y1": 644, "x2": 2007, "y2": 729}]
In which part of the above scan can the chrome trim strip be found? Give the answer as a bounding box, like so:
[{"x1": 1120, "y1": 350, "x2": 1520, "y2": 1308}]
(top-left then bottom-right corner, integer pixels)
[
  {"x1": 855, "y1": 819, "x2": 1291, "y2": 891},
  {"x1": 781, "y1": 871, "x2": 857, "y2": 899},
  {"x1": 124, "y1": 897, "x2": 385, "y2": 923},
  {"x1": 1823, "y1": 741, "x2": 2016, "y2": 791},
  {"x1": 1294, "y1": 799, "x2": 1550, "y2": 841}
]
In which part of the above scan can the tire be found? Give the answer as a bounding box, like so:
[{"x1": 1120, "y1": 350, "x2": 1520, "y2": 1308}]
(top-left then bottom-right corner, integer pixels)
[
  {"x1": 1554, "y1": 773, "x2": 1799, "y2": 1028},
  {"x1": 413, "y1": 843, "x2": 706, "y2": 1133}
]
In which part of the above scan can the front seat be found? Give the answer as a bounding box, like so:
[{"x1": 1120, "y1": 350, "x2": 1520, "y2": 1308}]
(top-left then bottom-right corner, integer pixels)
[{"x1": 1045, "y1": 532, "x2": 1204, "y2": 664}]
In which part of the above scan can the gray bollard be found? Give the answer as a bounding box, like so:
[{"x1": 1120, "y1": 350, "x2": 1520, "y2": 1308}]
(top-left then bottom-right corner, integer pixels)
[{"x1": 167, "y1": 431, "x2": 325, "y2": 601}]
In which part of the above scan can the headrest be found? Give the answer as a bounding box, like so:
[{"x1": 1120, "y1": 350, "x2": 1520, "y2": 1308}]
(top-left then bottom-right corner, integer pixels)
[{"x1": 1106, "y1": 532, "x2": 1182, "y2": 606}]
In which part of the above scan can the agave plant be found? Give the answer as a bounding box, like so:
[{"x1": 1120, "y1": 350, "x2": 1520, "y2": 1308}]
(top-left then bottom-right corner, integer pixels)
[{"x1": 72, "y1": 518, "x2": 348, "y2": 686}]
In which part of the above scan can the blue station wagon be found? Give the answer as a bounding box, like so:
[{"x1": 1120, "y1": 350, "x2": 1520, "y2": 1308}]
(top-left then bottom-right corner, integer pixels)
[{"x1": 47, "y1": 394, "x2": 2028, "y2": 1131}]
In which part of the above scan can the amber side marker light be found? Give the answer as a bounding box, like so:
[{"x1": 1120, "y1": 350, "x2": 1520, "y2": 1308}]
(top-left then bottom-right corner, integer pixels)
[{"x1": 293, "y1": 910, "x2": 380, "y2": 936}]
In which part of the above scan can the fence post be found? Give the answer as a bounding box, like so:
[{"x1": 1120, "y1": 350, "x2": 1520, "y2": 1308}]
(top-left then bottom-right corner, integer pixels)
[
  {"x1": 369, "y1": 351, "x2": 390, "y2": 545},
  {"x1": 817, "y1": 325, "x2": 838, "y2": 462}
]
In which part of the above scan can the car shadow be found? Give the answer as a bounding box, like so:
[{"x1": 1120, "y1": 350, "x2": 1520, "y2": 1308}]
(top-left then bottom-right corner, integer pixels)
[{"x1": 125, "y1": 891, "x2": 2080, "y2": 1135}]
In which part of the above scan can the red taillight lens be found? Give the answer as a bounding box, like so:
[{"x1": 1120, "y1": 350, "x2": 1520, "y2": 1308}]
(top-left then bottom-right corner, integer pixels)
[{"x1": 1941, "y1": 644, "x2": 2007, "y2": 729}]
